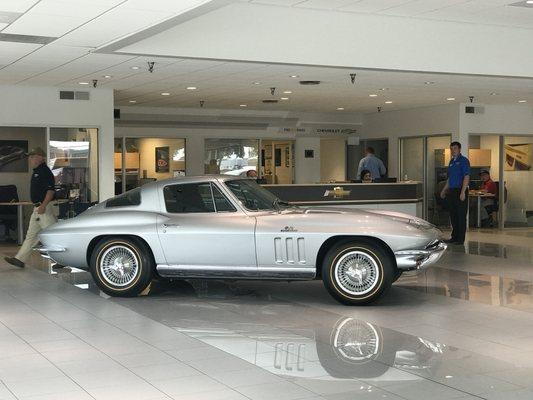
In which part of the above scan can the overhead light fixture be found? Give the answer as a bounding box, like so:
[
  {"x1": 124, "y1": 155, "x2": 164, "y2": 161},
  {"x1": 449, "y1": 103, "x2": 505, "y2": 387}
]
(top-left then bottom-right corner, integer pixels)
[
  {"x1": 186, "y1": 86, "x2": 197, "y2": 90},
  {"x1": 446, "y1": 97, "x2": 455, "y2": 101},
  {"x1": 283, "y1": 90, "x2": 292, "y2": 94},
  {"x1": 78, "y1": 82, "x2": 89, "y2": 85},
  {"x1": 527, "y1": 0, "x2": 533, "y2": 3},
  {"x1": 518, "y1": 99, "x2": 527, "y2": 103},
  {"x1": 281, "y1": 97, "x2": 289, "y2": 100},
  {"x1": 336, "y1": 107, "x2": 344, "y2": 110},
  {"x1": 385, "y1": 101, "x2": 393, "y2": 104},
  {"x1": 369, "y1": 94, "x2": 377, "y2": 97},
  {"x1": 161, "y1": 92, "x2": 170, "y2": 96},
  {"x1": 129, "y1": 100, "x2": 136, "y2": 103},
  {"x1": 490, "y1": 92, "x2": 498, "y2": 96},
  {"x1": 379, "y1": 87, "x2": 389, "y2": 91},
  {"x1": 103, "y1": 75, "x2": 112, "y2": 79},
  {"x1": 290, "y1": 75, "x2": 299, "y2": 78},
  {"x1": 253, "y1": 81, "x2": 261, "y2": 85},
  {"x1": 130, "y1": 66, "x2": 140, "y2": 70},
  {"x1": 239, "y1": 104, "x2": 247, "y2": 107},
  {"x1": 424, "y1": 81, "x2": 435, "y2": 85}
]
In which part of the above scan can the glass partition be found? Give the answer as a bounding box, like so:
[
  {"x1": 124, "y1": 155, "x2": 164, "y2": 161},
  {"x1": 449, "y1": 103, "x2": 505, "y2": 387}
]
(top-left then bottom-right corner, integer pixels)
[
  {"x1": 504, "y1": 136, "x2": 533, "y2": 227},
  {"x1": 204, "y1": 139, "x2": 259, "y2": 177},
  {"x1": 49, "y1": 128, "x2": 98, "y2": 203},
  {"x1": 115, "y1": 137, "x2": 186, "y2": 193},
  {"x1": 427, "y1": 135, "x2": 452, "y2": 225}
]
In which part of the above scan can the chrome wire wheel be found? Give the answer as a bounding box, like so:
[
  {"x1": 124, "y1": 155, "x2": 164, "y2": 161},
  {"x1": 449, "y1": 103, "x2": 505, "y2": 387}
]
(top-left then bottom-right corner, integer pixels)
[
  {"x1": 99, "y1": 245, "x2": 140, "y2": 287},
  {"x1": 332, "y1": 318, "x2": 380, "y2": 362},
  {"x1": 334, "y1": 250, "x2": 380, "y2": 296}
]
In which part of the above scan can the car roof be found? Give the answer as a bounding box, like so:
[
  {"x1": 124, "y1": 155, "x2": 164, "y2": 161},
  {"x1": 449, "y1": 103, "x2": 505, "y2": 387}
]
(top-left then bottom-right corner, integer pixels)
[{"x1": 142, "y1": 174, "x2": 243, "y2": 191}]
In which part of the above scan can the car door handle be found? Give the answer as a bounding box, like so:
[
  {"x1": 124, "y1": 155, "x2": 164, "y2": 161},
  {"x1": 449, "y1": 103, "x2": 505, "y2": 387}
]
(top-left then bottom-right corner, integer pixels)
[{"x1": 162, "y1": 223, "x2": 179, "y2": 228}]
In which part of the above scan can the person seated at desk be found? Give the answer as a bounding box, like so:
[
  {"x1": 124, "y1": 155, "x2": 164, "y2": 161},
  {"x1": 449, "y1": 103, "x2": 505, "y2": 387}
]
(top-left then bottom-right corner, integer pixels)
[
  {"x1": 361, "y1": 169, "x2": 373, "y2": 183},
  {"x1": 479, "y1": 169, "x2": 498, "y2": 226}
]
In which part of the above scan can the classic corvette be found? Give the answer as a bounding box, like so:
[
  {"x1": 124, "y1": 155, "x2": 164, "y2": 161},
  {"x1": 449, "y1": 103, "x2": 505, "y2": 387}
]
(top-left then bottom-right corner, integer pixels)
[{"x1": 38, "y1": 175, "x2": 446, "y2": 305}]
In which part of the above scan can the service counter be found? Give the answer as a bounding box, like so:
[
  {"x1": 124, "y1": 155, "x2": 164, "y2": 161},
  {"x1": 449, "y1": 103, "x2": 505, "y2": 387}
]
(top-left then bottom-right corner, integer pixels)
[{"x1": 263, "y1": 182, "x2": 423, "y2": 218}]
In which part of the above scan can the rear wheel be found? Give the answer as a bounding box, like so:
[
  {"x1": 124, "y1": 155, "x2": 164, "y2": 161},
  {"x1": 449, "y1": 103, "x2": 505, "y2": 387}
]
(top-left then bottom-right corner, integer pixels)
[
  {"x1": 322, "y1": 241, "x2": 394, "y2": 305},
  {"x1": 90, "y1": 237, "x2": 153, "y2": 297}
]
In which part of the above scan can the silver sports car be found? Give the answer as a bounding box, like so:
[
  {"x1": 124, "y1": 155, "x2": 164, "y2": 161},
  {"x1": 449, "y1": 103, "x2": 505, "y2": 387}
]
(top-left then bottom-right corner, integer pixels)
[{"x1": 38, "y1": 175, "x2": 446, "y2": 305}]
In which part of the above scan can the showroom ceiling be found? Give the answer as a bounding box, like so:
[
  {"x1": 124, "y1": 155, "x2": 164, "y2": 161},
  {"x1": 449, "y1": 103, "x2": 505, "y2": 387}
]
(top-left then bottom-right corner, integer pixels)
[{"x1": 0, "y1": 0, "x2": 532, "y2": 113}]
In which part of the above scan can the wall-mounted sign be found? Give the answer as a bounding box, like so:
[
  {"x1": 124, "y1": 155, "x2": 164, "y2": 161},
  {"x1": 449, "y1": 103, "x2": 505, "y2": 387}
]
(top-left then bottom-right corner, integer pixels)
[
  {"x1": 155, "y1": 146, "x2": 169, "y2": 173},
  {"x1": 304, "y1": 149, "x2": 314, "y2": 158}
]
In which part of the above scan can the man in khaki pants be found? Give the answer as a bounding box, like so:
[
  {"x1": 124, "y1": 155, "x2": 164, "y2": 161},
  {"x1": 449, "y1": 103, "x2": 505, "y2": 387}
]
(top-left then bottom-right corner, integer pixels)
[{"x1": 4, "y1": 147, "x2": 57, "y2": 268}]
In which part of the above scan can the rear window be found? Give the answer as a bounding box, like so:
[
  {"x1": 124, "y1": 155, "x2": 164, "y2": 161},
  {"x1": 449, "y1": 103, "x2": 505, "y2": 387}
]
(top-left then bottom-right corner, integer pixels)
[{"x1": 106, "y1": 188, "x2": 141, "y2": 208}]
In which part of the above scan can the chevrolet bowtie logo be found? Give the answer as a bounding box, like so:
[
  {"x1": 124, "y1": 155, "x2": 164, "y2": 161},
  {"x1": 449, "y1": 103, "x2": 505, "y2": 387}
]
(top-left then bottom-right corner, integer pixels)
[{"x1": 324, "y1": 186, "x2": 351, "y2": 199}]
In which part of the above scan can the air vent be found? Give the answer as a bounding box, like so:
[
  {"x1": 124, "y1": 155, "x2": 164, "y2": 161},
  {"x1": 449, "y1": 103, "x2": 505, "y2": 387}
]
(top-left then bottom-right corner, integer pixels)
[
  {"x1": 0, "y1": 33, "x2": 56, "y2": 44},
  {"x1": 465, "y1": 106, "x2": 484, "y2": 114},
  {"x1": 59, "y1": 91, "x2": 90, "y2": 101},
  {"x1": 299, "y1": 80, "x2": 321, "y2": 85},
  {"x1": 262, "y1": 99, "x2": 279, "y2": 104}
]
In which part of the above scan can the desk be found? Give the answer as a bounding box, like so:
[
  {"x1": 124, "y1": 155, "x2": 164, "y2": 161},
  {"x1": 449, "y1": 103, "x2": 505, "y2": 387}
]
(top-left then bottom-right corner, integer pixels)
[
  {"x1": 469, "y1": 191, "x2": 495, "y2": 228},
  {"x1": 263, "y1": 181, "x2": 424, "y2": 218},
  {"x1": 0, "y1": 202, "x2": 33, "y2": 245}
]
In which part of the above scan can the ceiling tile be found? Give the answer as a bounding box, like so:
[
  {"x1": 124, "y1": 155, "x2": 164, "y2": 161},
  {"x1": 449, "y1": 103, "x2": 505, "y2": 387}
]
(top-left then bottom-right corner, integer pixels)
[
  {"x1": 0, "y1": 0, "x2": 39, "y2": 13},
  {"x1": 3, "y1": 13, "x2": 89, "y2": 37}
]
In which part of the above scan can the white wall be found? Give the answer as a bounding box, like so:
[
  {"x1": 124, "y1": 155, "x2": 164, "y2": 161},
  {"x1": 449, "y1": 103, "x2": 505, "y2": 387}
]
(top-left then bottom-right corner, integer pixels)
[
  {"x1": 320, "y1": 138, "x2": 346, "y2": 182},
  {"x1": 295, "y1": 137, "x2": 321, "y2": 184},
  {"x1": 0, "y1": 85, "x2": 115, "y2": 201},
  {"x1": 361, "y1": 104, "x2": 460, "y2": 177}
]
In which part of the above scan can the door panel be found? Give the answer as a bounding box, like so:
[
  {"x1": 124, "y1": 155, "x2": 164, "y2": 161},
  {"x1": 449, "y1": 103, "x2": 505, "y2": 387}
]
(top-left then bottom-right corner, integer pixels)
[{"x1": 157, "y1": 212, "x2": 256, "y2": 267}]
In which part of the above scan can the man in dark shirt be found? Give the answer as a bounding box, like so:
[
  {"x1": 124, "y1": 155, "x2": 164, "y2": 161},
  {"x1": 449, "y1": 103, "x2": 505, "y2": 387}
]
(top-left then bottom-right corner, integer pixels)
[
  {"x1": 440, "y1": 141, "x2": 470, "y2": 245},
  {"x1": 5, "y1": 147, "x2": 57, "y2": 268}
]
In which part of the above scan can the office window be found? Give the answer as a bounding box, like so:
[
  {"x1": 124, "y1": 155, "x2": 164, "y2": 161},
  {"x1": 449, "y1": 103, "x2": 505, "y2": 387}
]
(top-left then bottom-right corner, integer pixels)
[
  {"x1": 204, "y1": 139, "x2": 259, "y2": 176},
  {"x1": 49, "y1": 128, "x2": 98, "y2": 203}
]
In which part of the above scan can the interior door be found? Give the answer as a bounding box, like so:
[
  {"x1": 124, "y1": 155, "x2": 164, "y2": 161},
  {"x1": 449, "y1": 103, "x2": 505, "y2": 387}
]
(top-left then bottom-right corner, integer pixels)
[{"x1": 157, "y1": 182, "x2": 256, "y2": 268}]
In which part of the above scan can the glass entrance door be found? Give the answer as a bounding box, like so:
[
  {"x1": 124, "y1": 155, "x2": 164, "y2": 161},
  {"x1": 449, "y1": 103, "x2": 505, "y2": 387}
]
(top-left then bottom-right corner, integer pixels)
[{"x1": 426, "y1": 135, "x2": 452, "y2": 226}]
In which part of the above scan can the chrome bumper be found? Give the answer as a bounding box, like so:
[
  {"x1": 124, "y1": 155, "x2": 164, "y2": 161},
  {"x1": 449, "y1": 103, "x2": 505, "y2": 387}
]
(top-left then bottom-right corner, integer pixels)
[
  {"x1": 35, "y1": 245, "x2": 66, "y2": 259},
  {"x1": 394, "y1": 241, "x2": 447, "y2": 271}
]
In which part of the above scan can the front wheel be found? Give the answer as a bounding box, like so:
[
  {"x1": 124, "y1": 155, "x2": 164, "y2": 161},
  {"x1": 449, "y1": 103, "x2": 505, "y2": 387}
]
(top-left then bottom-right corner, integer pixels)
[
  {"x1": 90, "y1": 237, "x2": 153, "y2": 297},
  {"x1": 322, "y1": 241, "x2": 394, "y2": 305}
]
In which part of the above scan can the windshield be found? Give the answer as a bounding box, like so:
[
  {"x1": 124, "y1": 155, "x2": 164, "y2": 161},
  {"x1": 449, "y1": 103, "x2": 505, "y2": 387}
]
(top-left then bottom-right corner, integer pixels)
[{"x1": 225, "y1": 179, "x2": 281, "y2": 211}]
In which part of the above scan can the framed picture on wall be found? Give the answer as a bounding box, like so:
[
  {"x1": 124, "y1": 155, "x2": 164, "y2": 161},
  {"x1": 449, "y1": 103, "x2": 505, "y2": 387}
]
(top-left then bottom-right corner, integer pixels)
[
  {"x1": 155, "y1": 146, "x2": 170, "y2": 173},
  {"x1": 0, "y1": 140, "x2": 28, "y2": 173}
]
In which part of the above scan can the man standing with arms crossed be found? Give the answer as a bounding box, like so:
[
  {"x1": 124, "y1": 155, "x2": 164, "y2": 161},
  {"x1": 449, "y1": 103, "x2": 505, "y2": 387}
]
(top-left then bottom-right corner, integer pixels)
[
  {"x1": 440, "y1": 141, "x2": 470, "y2": 245},
  {"x1": 4, "y1": 147, "x2": 57, "y2": 268}
]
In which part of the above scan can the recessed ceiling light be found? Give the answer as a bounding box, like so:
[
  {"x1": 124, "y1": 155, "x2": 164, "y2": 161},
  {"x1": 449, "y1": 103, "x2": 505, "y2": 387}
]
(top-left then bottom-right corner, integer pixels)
[
  {"x1": 385, "y1": 101, "x2": 393, "y2": 104},
  {"x1": 336, "y1": 107, "x2": 344, "y2": 110},
  {"x1": 283, "y1": 90, "x2": 292, "y2": 94},
  {"x1": 103, "y1": 75, "x2": 112, "y2": 79},
  {"x1": 130, "y1": 66, "x2": 140, "y2": 70},
  {"x1": 161, "y1": 92, "x2": 170, "y2": 96},
  {"x1": 527, "y1": 0, "x2": 533, "y2": 4},
  {"x1": 290, "y1": 75, "x2": 299, "y2": 78},
  {"x1": 490, "y1": 92, "x2": 498, "y2": 96},
  {"x1": 78, "y1": 82, "x2": 89, "y2": 85},
  {"x1": 369, "y1": 94, "x2": 378, "y2": 97},
  {"x1": 379, "y1": 88, "x2": 389, "y2": 91},
  {"x1": 518, "y1": 100, "x2": 527, "y2": 103},
  {"x1": 253, "y1": 81, "x2": 261, "y2": 85},
  {"x1": 239, "y1": 104, "x2": 247, "y2": 107},
  {"x1": 446, "y1": 97, "x2": 455, "y2": 101},
  {"x1": 129, "y1": 100, "x2": 136, "y2": 103},
  {"x1": 186, "y1": 86, "x2": 197, "y2": 90},
  {"x1": 424, "y1": 81, "x2": 435, "y2": 85},
  {"x1": 281, "y1": 97, "x2": 289, "y2": 100}
]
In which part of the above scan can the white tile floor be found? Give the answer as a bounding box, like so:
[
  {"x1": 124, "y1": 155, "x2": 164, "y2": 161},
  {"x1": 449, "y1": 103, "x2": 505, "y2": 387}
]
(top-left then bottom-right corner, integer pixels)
[{"x1": 1, "y1": 228, "x2": 533, "y2": 399}]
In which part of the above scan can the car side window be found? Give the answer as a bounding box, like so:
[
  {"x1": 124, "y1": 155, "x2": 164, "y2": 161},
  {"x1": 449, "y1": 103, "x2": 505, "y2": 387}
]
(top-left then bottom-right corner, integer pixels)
[
  {"x1": 211, "y1": 184, "x2": 236, "y2": 212},
  {"x1": 164, "y1": 183, "x2": 215, "y2": 213}
]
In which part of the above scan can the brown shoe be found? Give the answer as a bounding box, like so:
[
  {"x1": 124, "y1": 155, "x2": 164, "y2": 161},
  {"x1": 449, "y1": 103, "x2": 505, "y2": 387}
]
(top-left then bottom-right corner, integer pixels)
[{"x1": 4, "y1": 257, "x2": 24, "y2": 268}]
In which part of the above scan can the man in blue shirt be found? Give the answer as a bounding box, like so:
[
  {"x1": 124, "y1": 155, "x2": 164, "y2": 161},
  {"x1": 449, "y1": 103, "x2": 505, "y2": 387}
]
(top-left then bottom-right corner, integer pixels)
[
  {"x1": 440, "y1": 141, "x2": 470, "y2": 245},
  {"x1": 357, "y1": 147, "x2": 386, "y2": 180}
]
